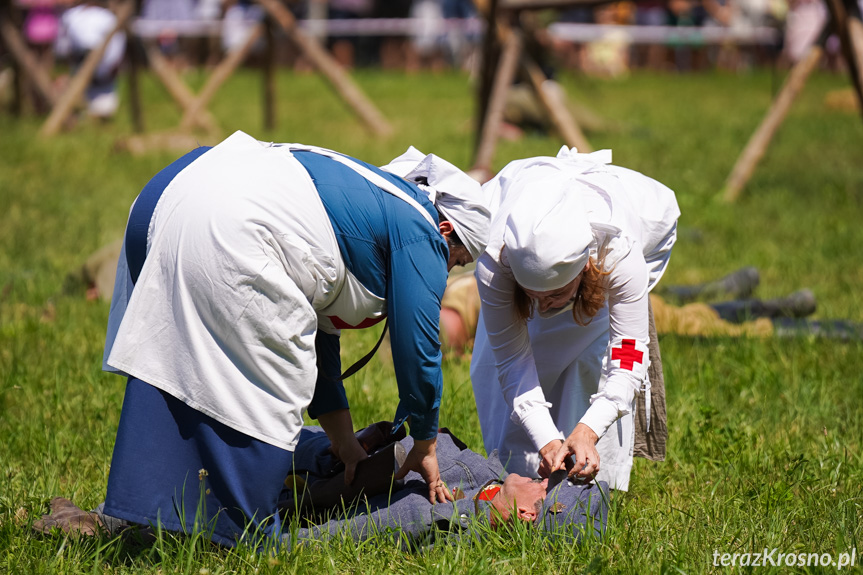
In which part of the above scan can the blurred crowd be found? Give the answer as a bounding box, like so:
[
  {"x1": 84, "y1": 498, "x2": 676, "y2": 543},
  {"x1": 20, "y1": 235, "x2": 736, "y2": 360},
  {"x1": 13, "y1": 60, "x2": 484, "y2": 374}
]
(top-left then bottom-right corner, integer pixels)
[{"x1": 0, "y1": 0, "x2": 850, "y2": 119}]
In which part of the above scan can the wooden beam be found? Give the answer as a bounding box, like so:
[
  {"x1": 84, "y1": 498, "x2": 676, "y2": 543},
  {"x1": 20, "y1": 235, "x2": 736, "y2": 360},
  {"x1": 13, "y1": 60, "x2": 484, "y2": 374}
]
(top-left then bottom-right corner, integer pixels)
[
  {"x1": 722, "y1": 35, "x2": 825, "y2": 202},
  {"x1": 521, "y1": 55, "x2": 592, "y2": 152},
  {"x1": 126, "y1": 36, "x2": 145, "y2": 133},
  {"x1": 475, "y1": 0, "x2": 501, "y2": 153},
  {"x1": 825, "y1": 0, "x2": 863, "y2": 120},
  {"x1": 142, "y1": 40, "x2": 221, "y2": 134},
  {"x1": 40, "y1": 1, "x2": 135, "y2": 137},
  {"x1": 263, "y1": 18, "x2": 276, "y2": 131},
  {"x1": 842, "y1": 0, "x2": 863, "y2": 120},
  {"x1": 256, "y1": 0, "x2": 393, "y2": 136},
  {"x1": 472, "y1": 28, "x2": 523, "y2": 172},
  {"x1": 0, "y1": 17, "x2": 57, "y2": 107},
  {"x1": 179, "y1": 23, "x2": 264, "y2": 131}
]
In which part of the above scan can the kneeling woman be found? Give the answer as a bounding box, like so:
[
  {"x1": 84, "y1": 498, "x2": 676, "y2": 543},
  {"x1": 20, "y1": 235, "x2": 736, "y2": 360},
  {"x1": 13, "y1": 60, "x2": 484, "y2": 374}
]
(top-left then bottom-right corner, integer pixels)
[
  {"x1": 470, "y1": 148, "x2": 680, "y2": 490},
  {"x1": 100, "y1": 132, "x2": 489, "y2": 546}
]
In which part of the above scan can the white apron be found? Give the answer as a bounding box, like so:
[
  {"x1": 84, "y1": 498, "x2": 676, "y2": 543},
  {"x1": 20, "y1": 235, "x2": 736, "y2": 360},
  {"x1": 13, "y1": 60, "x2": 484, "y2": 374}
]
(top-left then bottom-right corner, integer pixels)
[{"x1": 103, "y1": 131, "x2": 426, "y2": 451}]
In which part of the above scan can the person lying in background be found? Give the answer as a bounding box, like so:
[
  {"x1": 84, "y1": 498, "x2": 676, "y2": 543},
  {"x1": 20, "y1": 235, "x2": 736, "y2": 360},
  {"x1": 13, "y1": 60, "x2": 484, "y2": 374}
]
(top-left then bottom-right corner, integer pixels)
[{"x1": 438, "y1": 266, "x2": 858, "y2": 356}]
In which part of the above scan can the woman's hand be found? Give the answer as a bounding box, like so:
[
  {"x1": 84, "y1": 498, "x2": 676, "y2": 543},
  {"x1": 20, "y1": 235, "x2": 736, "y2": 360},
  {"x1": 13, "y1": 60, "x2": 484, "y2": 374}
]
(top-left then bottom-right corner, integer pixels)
[
  {"x1": 537, "y1": 439, "x2": 571, "y2": 477},
  {"x1": 331, "y1": 435, "x2": 369, "y2": 485},
  {"x1": 394, "y1": 437, "x2": 453, "y2": 504},
  {"x1": 318, "y1": 409, "x2": 368, "y2": 485},
  {"x1": 552, "y1": 423, "x2": 600, "y2": 481}
]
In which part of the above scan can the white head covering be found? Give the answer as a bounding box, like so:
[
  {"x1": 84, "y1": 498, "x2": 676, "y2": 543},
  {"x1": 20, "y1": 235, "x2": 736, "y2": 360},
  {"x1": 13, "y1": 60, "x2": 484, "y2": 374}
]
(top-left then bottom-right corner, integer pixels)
[
  {"x1": 380, "y1": 147, "x2": 491, "y2": 261},
  {"x1": 503, "y1": 175, "x2": 594, "y2": 292}
]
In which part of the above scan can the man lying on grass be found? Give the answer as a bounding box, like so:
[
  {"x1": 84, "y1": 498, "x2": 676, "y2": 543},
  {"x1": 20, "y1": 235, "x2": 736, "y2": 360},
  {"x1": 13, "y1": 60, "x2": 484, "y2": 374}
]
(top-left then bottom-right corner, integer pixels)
[{"x1": 34, "y1": 422, "x2": 608, "y2": 548}]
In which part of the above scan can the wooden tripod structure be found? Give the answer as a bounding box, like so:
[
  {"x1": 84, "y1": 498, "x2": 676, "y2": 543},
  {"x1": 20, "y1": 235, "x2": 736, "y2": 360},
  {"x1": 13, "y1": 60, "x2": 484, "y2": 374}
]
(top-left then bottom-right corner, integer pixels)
[
  {"x1": 473, "y1": 0, "x2": 594, "y2": 175},
  {"x1": 722, "y1": 0, "x2": 863, "y2": 201},
  {"x1": 0, "y1": 0, "x2": 391, "y2": 143},
  {"x1": 473, "y1": 0, "x2": 863, "y2": 199}
]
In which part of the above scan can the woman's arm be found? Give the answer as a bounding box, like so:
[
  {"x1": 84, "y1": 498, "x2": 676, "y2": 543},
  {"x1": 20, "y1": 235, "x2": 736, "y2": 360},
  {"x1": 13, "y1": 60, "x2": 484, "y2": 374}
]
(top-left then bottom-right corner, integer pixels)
[{"x1": 475, "y1": 253, "x2": 563, "y2": 453}]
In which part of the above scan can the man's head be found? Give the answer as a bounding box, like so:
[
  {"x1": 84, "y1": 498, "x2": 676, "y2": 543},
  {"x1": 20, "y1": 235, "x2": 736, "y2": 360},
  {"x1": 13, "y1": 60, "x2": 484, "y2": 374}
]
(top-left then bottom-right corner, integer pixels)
[
  {"x1": 483, "y1": 471, "x2": 609, "y2": 541},
  {"x1": 380, "y1": 147, "x2": 491, "y2": 266},
  {"x1": 488, "y1": 474, "x2": 549, "y2": 525},
  {"x1": 438, "y1": 216, "x2": 473, "y2": 271}
]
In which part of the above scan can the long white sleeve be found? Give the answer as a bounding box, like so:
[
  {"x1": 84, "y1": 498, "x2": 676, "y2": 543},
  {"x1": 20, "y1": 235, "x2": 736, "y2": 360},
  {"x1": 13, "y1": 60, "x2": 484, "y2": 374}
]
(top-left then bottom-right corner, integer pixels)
[
  {"x1": 578, "y1": 245, "x2": 650, "y2": 438},
  {"x1": 475, "y1": 253, "x2": 563, "y2": 451}
]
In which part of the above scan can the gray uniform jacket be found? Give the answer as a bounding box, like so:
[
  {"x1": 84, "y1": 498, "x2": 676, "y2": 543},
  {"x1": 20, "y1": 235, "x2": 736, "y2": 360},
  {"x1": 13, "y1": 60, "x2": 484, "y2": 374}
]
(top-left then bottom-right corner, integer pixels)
[{"x1": 283, "y1": 427, "x2": 608, "y2": 548}]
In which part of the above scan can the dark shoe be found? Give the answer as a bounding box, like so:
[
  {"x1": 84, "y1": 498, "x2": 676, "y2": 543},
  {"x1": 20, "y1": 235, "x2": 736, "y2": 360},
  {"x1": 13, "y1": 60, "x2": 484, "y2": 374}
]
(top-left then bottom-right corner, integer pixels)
[
  {"x1": 773, "y1": 318, "x2": 863, "y2": 340},
  {"x1": 711, "y1": 289, "x2": 817, "y2": 323},
  {"x1": 664, "y1": 266, "x2": 761, "y2": 304},
  {"x1": 32, "y1": 497, "x2": 104, "y2": 537},
  {"x1": 766, "y1": 289, "x2": 817, "y2": 318}
]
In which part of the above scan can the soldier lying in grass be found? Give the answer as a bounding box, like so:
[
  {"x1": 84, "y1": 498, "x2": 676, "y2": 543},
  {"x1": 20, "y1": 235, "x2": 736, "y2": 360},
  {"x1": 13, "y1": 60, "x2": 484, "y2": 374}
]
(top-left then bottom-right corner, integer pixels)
[{"x1": 34, "y1": 422, "x2": 608, "y2": 548}]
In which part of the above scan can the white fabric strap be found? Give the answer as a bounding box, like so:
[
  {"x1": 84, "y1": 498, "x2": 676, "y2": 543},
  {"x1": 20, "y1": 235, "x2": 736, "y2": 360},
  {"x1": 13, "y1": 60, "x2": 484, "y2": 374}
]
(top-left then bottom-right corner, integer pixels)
[
  {"x1": 643, "y1": 378, "x2": 651, "y2": 433},
  {"x1": 284, "y1": 144, "x2": 437, "y2": 228}
]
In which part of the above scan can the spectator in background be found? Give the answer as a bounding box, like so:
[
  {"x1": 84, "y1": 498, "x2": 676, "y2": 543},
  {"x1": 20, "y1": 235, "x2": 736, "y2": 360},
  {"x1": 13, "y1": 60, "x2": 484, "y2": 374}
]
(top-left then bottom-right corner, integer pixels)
[
  {"x1": 782, "y1": 0, "x2": 826, "y2": 64},
  {"x1": 441, "y1": 0, "x2": 478, "y2": 69},
  {"x1": 408, "y1": 0, "x2": 447, "y2": 71},
  {"x1": 581, "y1": 2, "x2": 634, "y2": 78},
  {"x1": 222, "y1": 0, "x2": 265, "y2": 54},
  {"x1": 17, "y1": 0, "x2": 63, "y2": 112},
  {"x1": 666, "y1": 0, "x2": 706, "y2": 70},
  {"x1": 327, "y1": 0, "x2": 374, "y2": 68},
  {"x1": 22, "y1": 0, "x2": 62, "y2": 70},
  {"x1": 374, "y1": 0, "x2": 413, "y2": 69},
  {"x1": 632, "y1": 0, "x2": 668, "y2": 69},
  {"x1": 139, "y1": 0, "x2": 196, "y2": 69},
  {"x1": 55, "y1": 0, "x2": 126, "y2": 119}
]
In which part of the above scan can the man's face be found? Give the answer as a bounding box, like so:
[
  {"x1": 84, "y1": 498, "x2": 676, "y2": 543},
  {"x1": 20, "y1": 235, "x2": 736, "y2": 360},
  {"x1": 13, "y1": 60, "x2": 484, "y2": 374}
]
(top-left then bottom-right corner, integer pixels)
[
  {"x1": 446, "y1": 242, "x2": 472, "y2": 271},
  {"x1": 439, "y1": 221, "x2": 472, "y2": 271},
  {"x1": 493, "y1": 474, "x2": 548, "y2": 523}
]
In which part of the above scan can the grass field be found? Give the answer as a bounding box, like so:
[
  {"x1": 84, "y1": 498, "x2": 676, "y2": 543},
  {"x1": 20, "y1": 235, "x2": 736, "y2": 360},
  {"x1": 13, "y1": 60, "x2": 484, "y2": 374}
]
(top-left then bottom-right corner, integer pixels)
[{"x1": 1, "y1": 66, "x2": 862, "y2": 573}]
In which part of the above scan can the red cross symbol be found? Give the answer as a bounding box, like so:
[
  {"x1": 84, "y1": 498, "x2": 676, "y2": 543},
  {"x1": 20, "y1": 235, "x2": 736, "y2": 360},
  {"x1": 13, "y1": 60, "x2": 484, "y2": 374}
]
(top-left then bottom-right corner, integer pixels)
[{"x1": 611, "y1": 339, "x2": 644, "y2": 371}]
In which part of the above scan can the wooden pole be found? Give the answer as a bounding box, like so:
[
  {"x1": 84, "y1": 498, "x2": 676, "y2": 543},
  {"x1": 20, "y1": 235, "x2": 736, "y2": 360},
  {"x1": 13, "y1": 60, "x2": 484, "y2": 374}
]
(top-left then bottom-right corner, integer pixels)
[
  {"x1": 255, "y1": 0, "x2": 393, "y2": 136},
  {"x1": 521, "y1": 55, "x2": 591, "y2": 152},
  {"x1": 263, "y1": 17, "x2": 276, "y2": 131},
  {"x1": 143, "y1": 41, "x2": 221, "y2": 134},
  {"x1": 472, "y1": 28, "x2": 523, "y2": 172},
  {"x1": 841, "y1": 0, "x2": 863, "y2": 119},
  {"x1": 127, "y1": 35, "x2": 145, "y2": 133},
  {"x1": 178, "y1": 23, "x2": 264, "y2": 131},
  {"x1": 825, "y1": 0, "x2": 863, "y2": 120},
  {"x1": 0, "y1": 18, "x2": 57, "y2": 108},
  {"x1": 40, "y1": 1, "x2": 135, "y2": 137},
  {"x1": 475, "y1": 0, "x2": 501, "y2": 154},
  {"x1": 722, "y1": 32, "x2": 826, "y2": 202}
]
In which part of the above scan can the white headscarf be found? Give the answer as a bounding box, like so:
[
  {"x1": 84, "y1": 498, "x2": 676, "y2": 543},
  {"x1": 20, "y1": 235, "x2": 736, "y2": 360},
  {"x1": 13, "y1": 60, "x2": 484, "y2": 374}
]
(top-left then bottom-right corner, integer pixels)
[
  {"x1": 503, "y1": 174, "x2": 594, "y2": 292},
  {"x1": 380, "y1": 147, "x2": 491, "y2": 261}
]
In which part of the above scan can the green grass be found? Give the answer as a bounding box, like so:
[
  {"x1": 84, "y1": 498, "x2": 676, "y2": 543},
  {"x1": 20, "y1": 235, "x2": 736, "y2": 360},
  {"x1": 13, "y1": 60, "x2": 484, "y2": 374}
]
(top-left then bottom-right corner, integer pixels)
[{"x1": 1, "y1": 66, "x2": 862, "y2": 573}]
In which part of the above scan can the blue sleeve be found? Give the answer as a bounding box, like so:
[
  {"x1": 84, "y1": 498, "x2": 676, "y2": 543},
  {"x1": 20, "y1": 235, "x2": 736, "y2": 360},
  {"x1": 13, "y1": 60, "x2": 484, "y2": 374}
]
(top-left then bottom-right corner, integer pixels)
[
  {"x1": 307, "y1": 331, "x2": 349, "y2": 420},
  {"x1": 388, "y1": 236, "x2": 449, "y2": 440}
]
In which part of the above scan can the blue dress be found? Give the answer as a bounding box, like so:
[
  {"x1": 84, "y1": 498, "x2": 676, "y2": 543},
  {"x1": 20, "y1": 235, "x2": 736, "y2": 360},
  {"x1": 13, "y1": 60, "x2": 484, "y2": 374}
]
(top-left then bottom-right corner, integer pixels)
[{"x1": 104, "y1": 145, "x2": 449, "y2": 546}]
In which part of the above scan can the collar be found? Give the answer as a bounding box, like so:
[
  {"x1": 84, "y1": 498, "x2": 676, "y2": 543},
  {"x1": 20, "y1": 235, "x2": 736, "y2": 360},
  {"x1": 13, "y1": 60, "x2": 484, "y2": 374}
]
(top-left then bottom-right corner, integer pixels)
[{"x1": 473, "y1": 479, "x2": 502, "y2": 516}]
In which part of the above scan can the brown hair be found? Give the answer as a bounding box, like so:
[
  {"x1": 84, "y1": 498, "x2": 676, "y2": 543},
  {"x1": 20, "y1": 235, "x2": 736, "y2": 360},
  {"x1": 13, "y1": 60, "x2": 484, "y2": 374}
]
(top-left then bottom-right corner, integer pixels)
[{"x1": 513, "y1": 257, "x2": 611, "y2": 326}]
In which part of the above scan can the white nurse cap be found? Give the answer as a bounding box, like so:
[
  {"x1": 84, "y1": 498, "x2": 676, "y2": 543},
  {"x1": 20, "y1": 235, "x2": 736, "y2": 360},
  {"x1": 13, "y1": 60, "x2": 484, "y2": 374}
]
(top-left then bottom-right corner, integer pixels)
[{"x1": 503, "y1": 176, "x2": 593, "y2": 292}]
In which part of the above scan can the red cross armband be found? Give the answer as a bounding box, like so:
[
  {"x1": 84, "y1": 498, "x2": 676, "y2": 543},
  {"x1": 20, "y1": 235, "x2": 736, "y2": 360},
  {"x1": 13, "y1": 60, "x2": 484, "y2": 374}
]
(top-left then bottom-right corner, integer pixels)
[{"x1": 607, "y1": 337, "x2": 649, "y2": 380}]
